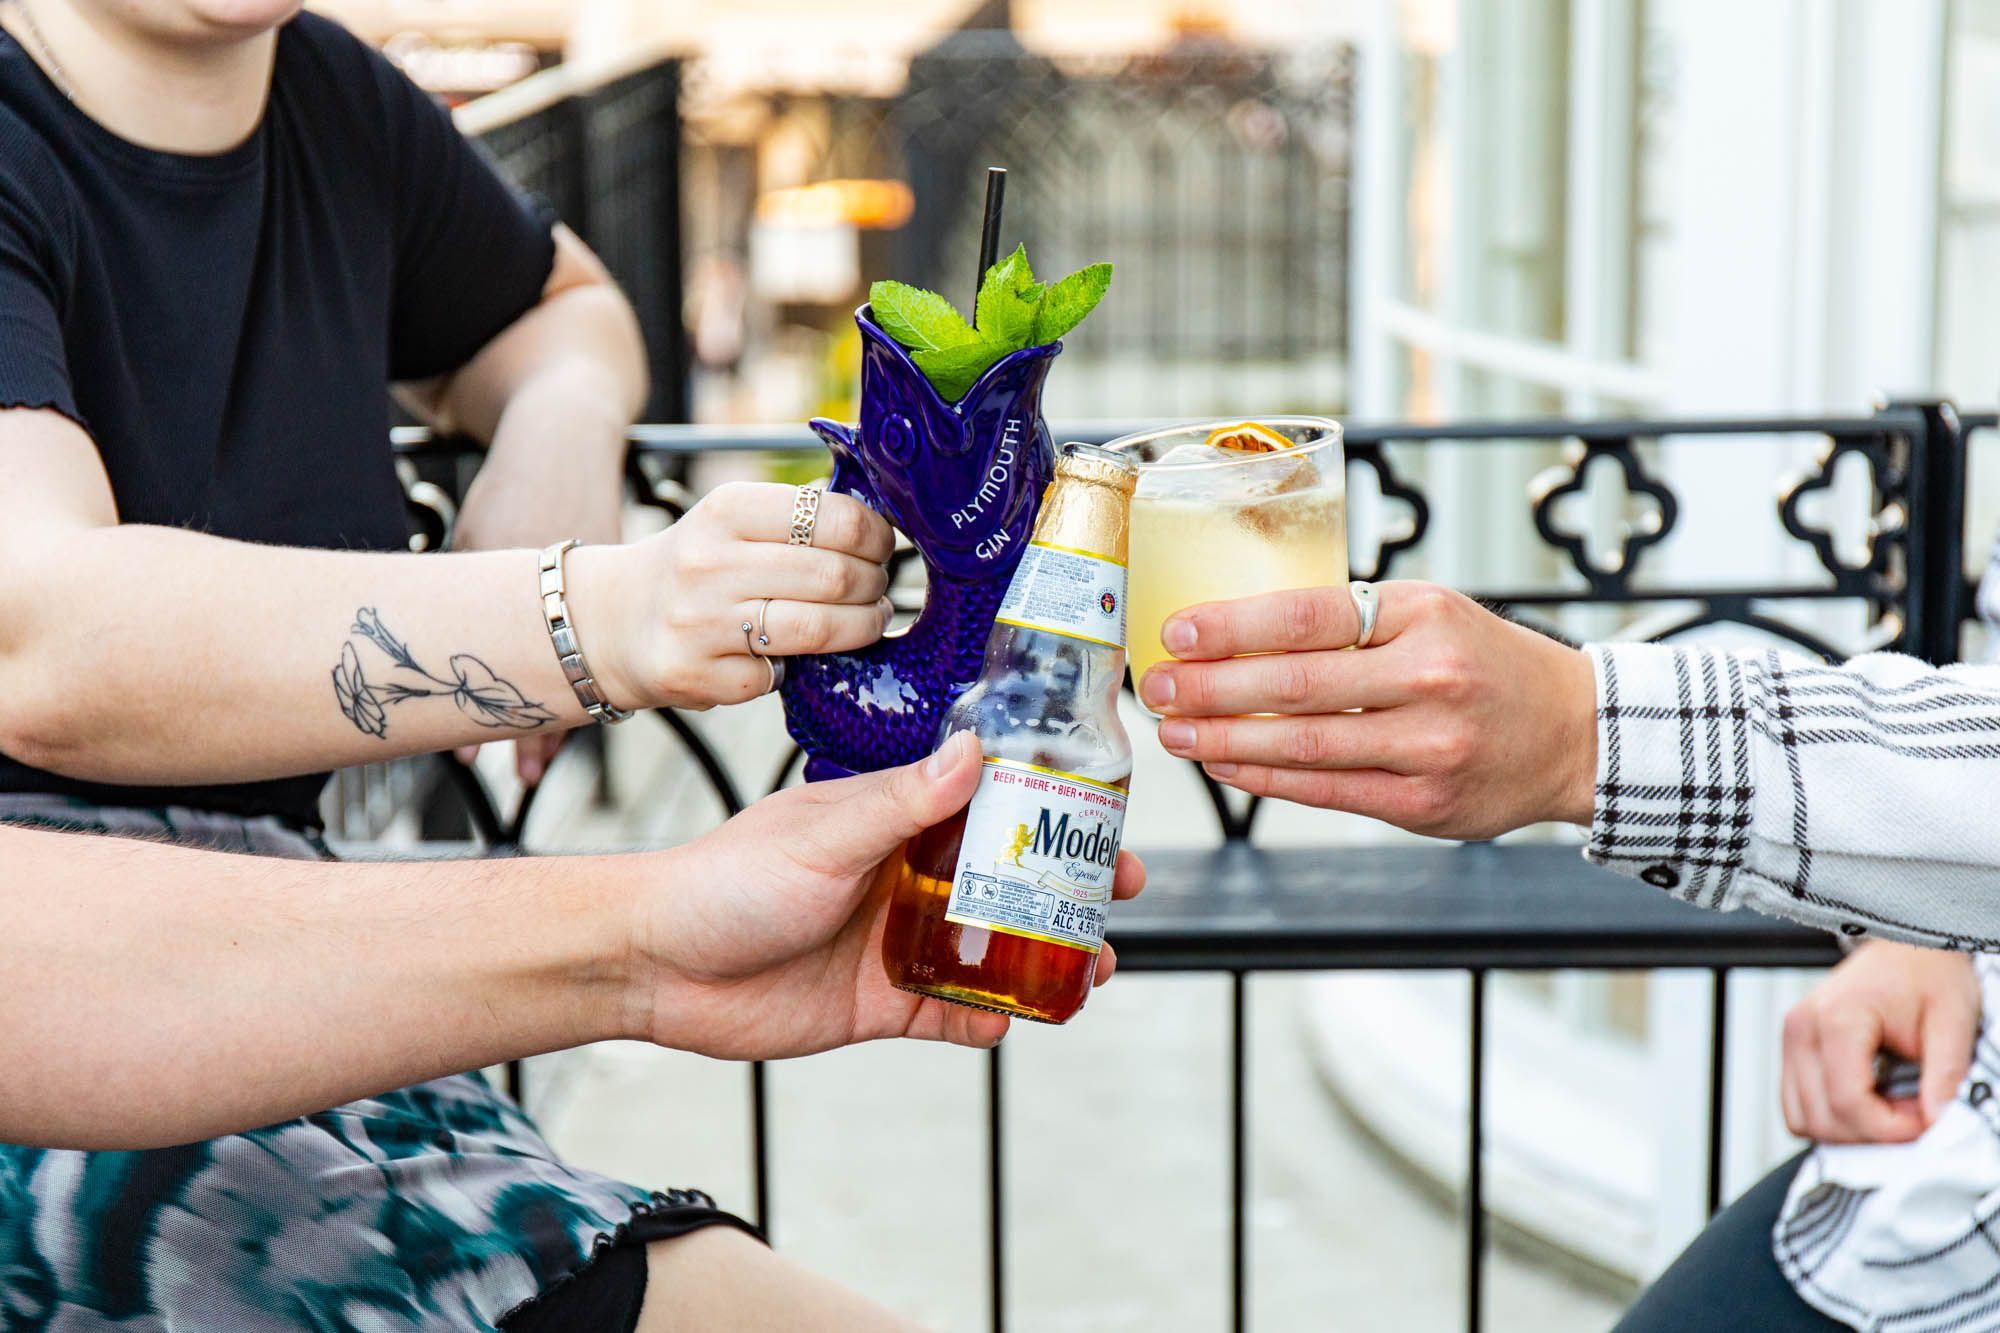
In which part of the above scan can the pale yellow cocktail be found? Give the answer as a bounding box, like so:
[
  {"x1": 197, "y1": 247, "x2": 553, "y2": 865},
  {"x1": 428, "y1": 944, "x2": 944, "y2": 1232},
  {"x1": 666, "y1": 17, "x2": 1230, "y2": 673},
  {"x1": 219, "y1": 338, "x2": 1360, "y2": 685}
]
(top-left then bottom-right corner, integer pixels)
[{"x1": 1111, "y1": 418, "x2": 1346, "y2": 689}]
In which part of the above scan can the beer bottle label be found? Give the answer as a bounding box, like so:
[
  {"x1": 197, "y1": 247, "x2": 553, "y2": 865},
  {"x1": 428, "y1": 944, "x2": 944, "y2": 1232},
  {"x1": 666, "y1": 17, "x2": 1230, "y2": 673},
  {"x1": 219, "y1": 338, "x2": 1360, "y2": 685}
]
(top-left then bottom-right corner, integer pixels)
[
  {"x1": 992, "y1": 541, "x2": 1126, "y2": 650},
  {"x1": 945, "y1": 757, "x2": 1128, "y2": 954}
]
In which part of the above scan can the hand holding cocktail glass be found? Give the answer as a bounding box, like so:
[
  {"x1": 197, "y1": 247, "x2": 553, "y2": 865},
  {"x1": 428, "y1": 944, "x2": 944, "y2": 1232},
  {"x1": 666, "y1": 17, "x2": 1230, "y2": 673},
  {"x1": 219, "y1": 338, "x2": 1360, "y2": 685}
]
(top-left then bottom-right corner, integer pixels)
[{"x1": 1139, "y1": 581, "x2": 1600, "y2": 840}]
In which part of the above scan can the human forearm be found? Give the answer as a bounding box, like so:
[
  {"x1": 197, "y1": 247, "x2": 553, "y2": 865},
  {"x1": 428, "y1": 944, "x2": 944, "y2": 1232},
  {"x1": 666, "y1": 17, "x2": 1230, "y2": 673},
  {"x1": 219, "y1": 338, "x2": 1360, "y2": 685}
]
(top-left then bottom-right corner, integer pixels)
[
  {"x1": 417, "y1": 227, "x2": 647, "y2": 450},
  {"x1": 0, "y1": 739, "x2": 1137, "y2": 1148},
  {"x1": 423, "y1": 235, "x2": 648, "y2": 556},
  {"x1": 0, "y1": 825, "x2": 636, "y2": 1148},
  {"x1": 0, "y1": 523, "x2": 610, "y2": 782},
  {"x1": 1584, "y1": 643, "x2": 2000, "y2": 948},
  {"x1": 453, "y1": 355, "x2": 636, "y2": 553}
]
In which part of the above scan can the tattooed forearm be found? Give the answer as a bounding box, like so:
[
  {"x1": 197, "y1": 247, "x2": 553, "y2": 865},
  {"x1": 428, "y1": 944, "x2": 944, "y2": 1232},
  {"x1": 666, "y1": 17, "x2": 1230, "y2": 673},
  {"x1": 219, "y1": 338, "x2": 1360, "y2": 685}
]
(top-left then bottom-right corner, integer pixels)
[{"x1": 331, "y1": 608, "x2": 557, "y2": 740}]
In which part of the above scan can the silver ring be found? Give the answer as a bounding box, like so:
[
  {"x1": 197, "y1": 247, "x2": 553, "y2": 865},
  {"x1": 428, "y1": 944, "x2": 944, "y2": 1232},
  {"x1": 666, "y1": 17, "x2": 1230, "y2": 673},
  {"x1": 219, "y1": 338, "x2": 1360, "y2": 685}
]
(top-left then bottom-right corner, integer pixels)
[
  {"x1": 1349, "y1": 581, "x2": 1380, "y2": 649},
  {"x1": 743, "y1": 601, "x2": 783, "y2": 695},
  {"x1": 788, "y1": 484, "x2": 823, "y2": 547}
]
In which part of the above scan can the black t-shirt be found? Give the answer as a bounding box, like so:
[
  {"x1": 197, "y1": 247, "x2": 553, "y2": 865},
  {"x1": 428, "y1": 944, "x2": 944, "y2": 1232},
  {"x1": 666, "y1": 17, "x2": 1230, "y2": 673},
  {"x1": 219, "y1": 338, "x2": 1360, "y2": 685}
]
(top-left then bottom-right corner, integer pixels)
[{"x1": 0, "y1": 12, "x2": 555, "y2": 828}]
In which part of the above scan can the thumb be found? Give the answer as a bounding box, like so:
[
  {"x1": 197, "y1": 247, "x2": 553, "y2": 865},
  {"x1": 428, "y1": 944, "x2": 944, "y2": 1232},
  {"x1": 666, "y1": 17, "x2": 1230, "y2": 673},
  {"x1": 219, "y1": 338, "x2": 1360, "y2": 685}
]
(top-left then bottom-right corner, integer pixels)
[
  {"x1": 1920, "y1": 994, "x2": 1978, "y2": 1124},
  {"x1": 822, "y1": 732, "x2": 983, "y2": 871}
]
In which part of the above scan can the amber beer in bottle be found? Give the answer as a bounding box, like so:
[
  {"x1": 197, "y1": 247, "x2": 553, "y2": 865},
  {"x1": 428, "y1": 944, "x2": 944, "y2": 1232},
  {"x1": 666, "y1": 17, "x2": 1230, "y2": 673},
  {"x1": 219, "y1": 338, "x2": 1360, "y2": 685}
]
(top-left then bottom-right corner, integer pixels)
[{"x1": 879, "y1": 443, "x2": 1137, "y2": 1023}]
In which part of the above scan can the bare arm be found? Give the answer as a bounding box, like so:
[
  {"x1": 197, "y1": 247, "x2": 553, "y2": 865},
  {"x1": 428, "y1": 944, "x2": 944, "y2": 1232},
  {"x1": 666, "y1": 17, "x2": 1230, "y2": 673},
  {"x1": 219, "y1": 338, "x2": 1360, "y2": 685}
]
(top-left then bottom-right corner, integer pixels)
[
  {"x1": 0, "y1": 822, "x2": 624, "y2": 1148},
  {"x1": 397, "y1": 225, "x2": 648, "y2": 554},
  {"x1": 0, "y1": 409, "x2": 893, "y2": 784},
  {"x1": 0, "y1": 741, "x2": 1144, "y2": 1150}
]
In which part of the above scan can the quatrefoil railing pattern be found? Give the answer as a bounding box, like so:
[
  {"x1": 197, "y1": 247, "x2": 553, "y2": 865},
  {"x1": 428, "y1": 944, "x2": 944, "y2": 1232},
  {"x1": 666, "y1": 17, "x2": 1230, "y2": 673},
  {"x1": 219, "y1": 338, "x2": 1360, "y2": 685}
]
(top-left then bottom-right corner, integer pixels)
[
  {"x1": 1778, "y1": 434, "x2": 1906, "y2": 581},
  {"x1": 1527, "y1": 439, "x2": 1679, "y2": 593},
  {"x1": 1344, "y1": 441, "x2": 1430, "y2": 582}
]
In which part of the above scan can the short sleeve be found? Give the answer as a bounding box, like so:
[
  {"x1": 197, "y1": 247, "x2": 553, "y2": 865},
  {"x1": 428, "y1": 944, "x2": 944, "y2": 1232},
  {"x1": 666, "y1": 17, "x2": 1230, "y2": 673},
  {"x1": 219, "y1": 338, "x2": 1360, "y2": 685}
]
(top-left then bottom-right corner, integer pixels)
[
  {"x1": 0, "y1": 126, "x2": 78, "y2": 426},
  {"x1": 369, "y1": 52, "x2": 556, "y2": 381}
]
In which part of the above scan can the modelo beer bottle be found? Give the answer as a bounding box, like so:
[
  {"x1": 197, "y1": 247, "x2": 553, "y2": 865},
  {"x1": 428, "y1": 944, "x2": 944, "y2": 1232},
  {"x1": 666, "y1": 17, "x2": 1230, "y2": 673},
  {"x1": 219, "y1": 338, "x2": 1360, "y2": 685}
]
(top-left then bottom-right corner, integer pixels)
[{"x1": 879, "y1": 442, "x2": 1137, "y2": 1023}]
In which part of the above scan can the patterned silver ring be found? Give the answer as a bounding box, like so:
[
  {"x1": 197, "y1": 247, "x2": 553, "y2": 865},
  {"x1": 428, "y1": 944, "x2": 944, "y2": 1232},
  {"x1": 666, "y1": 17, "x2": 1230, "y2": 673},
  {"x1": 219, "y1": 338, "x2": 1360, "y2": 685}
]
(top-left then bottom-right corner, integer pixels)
[
  {"x1": 788, "y1": 484, "x2": 823, "y2": 547},
  {"x1": 1349, "y1": 581, "x2": 1381, "y2": 649}
]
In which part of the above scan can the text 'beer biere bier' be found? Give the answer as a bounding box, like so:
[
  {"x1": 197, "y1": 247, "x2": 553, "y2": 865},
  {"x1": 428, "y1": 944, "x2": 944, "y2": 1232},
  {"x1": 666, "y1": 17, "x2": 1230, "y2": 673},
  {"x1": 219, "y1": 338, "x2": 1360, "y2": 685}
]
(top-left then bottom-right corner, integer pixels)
[{"x1": 879, "y1": 443, "x2": 1138, "y2": 1023}]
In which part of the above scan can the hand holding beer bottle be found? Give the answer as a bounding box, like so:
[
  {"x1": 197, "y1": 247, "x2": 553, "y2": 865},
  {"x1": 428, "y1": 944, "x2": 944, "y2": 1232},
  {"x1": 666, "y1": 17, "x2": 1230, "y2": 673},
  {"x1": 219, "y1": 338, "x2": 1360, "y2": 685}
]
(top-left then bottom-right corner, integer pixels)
[
  {"x1": 632, "y1": 732, "x2": 1147, "y2": 1059},
  {"x1": 880, "y1": 443, "x2": 1141, "y2": 1023}
]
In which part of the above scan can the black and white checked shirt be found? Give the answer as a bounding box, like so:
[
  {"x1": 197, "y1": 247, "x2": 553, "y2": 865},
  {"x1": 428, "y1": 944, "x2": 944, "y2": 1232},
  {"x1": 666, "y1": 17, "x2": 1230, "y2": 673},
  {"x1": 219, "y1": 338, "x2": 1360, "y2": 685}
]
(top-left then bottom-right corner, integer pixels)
[
  {"x1": 1582, "y1": 541, "x2": 2000, "y2": 950},
  {"x1": 1583, "y1": 540, "x2": 2000, "y2": 1328}
]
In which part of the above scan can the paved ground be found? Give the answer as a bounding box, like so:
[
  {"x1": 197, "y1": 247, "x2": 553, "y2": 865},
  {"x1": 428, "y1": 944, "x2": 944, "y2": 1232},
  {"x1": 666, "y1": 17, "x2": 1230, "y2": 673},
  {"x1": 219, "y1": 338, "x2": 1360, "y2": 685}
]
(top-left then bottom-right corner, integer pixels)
[{"x1": 539, "y1": 976, "x2": 1624, "y2": 1331}]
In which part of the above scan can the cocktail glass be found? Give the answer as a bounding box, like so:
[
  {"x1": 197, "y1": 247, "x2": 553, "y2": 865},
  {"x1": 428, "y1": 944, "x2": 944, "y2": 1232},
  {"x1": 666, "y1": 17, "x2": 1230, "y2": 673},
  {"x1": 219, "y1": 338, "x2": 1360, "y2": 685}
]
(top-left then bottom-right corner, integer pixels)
[{"x1": 1108, "y1": 416, "x2": 1346, "y2": 695}]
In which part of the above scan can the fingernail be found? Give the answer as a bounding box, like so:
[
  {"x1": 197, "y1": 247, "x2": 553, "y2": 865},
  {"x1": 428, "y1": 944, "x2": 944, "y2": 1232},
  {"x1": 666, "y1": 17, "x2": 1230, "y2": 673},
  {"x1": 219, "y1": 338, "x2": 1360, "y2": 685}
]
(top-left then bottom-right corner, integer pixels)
[
  {"x1": 925, "y1": 733, "x2": 971, "y2": 780},
  {"x1": 1158, "y1": 720, "x2": 1195, "y2": 751},
  {"x1": 878, "y1": 597, "x2": 894, "y2": 624},
  {"x1": 1141, "y1": 671, "x2": 1175, "y2": 708},
  {"x1": 1163, "y1": 618, "x2": 1197, "y2": 654},
  {"x1": 1205, "y1": 762, "x2": 1237, "y2": 779},
  {"x1": 523, "y1": 762, "x2": 544, "y2": 784}
]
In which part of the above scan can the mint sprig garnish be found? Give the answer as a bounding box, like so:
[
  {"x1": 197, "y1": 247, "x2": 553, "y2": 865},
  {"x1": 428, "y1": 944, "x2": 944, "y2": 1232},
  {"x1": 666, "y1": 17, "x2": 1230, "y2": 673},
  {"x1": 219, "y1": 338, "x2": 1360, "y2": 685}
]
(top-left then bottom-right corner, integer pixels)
[{"x1": 869, "y1": 244, "x2": 1112, "y2": 402}]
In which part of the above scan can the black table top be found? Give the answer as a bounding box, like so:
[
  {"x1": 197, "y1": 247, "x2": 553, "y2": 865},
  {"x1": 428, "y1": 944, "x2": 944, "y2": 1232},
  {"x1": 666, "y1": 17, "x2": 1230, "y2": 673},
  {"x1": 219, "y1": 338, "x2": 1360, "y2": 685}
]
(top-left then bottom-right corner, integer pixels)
[{"x1": 1111, "y1": 841, "x2": 1843, "y2": 972}]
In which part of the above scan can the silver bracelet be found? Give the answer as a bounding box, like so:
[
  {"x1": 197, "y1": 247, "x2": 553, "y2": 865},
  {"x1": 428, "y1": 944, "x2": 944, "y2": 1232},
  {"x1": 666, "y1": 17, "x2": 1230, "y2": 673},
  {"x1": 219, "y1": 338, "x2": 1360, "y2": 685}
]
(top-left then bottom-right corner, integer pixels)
[{"x1": 538, "y1": 539, "x2": 635, "y2": 725}]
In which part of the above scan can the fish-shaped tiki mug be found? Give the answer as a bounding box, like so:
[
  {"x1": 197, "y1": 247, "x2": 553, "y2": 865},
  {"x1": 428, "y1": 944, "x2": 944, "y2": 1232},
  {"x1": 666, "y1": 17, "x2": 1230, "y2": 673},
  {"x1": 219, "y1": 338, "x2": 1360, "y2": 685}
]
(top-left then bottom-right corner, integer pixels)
[{"x1": 782, "y1": 305, "x2": 1060, "y2": 780}]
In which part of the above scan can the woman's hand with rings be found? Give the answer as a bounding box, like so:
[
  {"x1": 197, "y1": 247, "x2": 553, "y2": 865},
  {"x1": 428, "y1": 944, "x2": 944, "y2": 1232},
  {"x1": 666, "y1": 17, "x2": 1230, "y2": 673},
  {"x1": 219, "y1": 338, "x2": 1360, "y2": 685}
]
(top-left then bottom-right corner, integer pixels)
[
  {"x1": 1136, "y1": 580, "x2": 1598, "y2": 839},
  {"x1": 567, "y1": 481, "x2": 894, "y2": 711}
]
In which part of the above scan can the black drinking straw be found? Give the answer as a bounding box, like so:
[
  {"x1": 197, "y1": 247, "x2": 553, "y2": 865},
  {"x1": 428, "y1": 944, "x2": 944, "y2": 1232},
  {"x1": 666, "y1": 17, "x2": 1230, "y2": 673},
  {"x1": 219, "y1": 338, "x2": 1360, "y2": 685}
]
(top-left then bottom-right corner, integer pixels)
[{"x1": 974, "y1": 166, "x2": 1007, "y2": 321}]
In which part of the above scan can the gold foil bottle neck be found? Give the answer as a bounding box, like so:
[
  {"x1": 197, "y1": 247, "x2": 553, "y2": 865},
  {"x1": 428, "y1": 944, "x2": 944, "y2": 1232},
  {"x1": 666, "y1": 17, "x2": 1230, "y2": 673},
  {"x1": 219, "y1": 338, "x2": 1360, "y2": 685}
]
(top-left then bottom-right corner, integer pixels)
[{"x1": 1032, "y1": 442, "x2": 1136, "y2": 564}]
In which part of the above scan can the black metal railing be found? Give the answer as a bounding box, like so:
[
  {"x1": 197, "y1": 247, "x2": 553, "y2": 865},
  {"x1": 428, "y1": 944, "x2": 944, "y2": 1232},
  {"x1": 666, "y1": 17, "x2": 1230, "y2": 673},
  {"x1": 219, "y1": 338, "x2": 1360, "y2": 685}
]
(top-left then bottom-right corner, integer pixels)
[
  {"x1": 473, "y1": 63, "x2": 688, "y2": 422},
  {"x1": 361, "y1": 401, "x2": 1983, "y2": 1332}
]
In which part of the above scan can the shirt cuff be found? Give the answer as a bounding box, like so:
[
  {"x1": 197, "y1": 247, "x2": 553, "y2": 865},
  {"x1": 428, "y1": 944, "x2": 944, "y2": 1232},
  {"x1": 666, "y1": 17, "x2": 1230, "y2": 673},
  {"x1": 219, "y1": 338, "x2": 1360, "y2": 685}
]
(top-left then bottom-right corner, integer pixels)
[{"x1": 1581, "y1": 642, "x2": 1756, "y2": 911}]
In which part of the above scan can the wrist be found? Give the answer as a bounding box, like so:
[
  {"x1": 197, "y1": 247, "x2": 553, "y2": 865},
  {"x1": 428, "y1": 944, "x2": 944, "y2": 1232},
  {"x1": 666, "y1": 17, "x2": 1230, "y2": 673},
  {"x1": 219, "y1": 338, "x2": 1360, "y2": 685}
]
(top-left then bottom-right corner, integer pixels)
[
  {"x1": 1553, "y1": 645, "x2": 1599, "y2": 825},
  {"x1": 411, "y1": 856, "x2": 637, "y2": 1056},
  {"x1": 516, "y1": 855, "x2": 650, "y2": 1048},
  {"x1": 559, "y1": 541, "x2": 646, "y2": 714},
  {"x1": 605, "y1": 843, "x2": 705, "y2": 1047}
]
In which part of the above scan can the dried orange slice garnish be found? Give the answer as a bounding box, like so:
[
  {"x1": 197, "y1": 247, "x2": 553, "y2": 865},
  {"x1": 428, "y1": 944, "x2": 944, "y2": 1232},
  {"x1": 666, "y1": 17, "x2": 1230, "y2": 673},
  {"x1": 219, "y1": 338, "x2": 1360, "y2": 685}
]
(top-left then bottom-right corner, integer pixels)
[{"x1": 1203, "y1": 421, "x2": 1291, "y2": 454}]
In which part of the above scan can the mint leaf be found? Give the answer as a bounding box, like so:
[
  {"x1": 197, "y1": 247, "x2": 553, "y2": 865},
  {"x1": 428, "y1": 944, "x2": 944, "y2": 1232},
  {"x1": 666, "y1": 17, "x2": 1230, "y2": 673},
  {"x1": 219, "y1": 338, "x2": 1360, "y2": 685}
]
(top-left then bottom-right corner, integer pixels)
[
  {"x1": 913, "y1": 340, "x2": 1009, "y2": 402},
  {"x1": 869, "y1": 280, "x2": 977, "y2": 353},
  {"x1": 872, "y1": 249, "x2": 1113, "y2": 399},
  {"x1": 1031, "y1": 262, "x2": 1113, "y2": 345},
  {"x1": 975, "y1": 243, "x2": 1040, "y2": 349}
]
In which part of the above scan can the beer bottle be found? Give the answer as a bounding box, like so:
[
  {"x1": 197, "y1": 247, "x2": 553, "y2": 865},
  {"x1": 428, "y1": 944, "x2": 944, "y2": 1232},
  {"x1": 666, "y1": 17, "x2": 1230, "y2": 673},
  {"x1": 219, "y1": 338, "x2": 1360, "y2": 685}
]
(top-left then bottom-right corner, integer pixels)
[{"x1": 879, "y1": 442, "x2": 1137, "y2": 1023}]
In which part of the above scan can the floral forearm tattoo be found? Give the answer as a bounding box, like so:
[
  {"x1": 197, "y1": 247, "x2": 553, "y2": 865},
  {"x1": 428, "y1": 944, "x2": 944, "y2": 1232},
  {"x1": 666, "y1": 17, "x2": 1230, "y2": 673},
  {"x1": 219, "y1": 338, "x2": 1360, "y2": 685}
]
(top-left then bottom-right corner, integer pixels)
[{"x1": 332, "y1": 608, "x2": 557, "y2": 740}]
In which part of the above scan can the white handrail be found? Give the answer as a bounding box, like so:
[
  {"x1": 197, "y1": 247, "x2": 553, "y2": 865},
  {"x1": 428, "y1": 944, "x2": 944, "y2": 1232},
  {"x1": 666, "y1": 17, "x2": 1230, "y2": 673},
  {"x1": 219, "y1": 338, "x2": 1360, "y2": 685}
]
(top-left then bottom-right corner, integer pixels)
[{"x1": 452, "y1": 36, "x2": 678, "y2": 138}]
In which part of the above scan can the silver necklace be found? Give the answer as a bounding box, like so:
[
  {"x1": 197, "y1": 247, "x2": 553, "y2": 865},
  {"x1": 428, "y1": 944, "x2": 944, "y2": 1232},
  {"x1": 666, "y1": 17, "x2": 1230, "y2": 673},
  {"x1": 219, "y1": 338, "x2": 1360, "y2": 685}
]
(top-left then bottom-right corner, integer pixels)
[{"x1": 13, "y1": 0, "x2": 76, "y2": 102}]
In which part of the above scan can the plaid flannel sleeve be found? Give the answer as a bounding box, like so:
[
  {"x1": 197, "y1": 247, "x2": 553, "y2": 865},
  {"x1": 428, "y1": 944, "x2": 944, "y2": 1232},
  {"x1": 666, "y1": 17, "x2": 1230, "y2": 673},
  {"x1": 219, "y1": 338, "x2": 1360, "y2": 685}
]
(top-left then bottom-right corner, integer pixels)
[{"x1": 1583, "y1": 642, "x2": 2000, "y2": 950}]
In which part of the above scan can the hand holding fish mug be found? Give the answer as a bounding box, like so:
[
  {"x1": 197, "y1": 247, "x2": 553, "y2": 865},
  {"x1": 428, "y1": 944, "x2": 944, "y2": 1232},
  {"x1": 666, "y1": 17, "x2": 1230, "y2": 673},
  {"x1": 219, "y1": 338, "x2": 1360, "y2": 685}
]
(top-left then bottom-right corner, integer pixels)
[{"x1": 563, "y1": 482, "x2": 897, "y2": 713}]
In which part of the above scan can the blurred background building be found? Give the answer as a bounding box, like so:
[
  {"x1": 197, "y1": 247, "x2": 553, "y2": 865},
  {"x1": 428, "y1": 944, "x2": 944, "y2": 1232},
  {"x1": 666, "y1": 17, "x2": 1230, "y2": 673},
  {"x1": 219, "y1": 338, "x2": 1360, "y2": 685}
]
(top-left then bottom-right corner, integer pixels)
[{"x1": 310, "y1": 1, "x2": 1998, "y2": 1327}]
